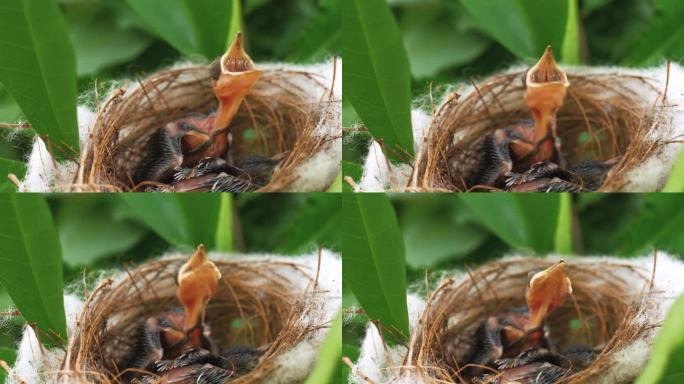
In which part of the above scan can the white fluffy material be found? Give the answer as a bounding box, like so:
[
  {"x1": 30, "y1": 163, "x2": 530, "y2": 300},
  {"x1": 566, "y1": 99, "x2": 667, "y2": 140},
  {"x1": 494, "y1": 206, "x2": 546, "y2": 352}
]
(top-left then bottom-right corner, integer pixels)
[
  {"x1": 356, "y1": 109, "x2": 430, "y2": 192},
  {"x1": 19, "y1": 59, "x2": 341, "y2": 192},
  {"x1": 356, "y1": 64, "x2": 684, "y2": 192},
  {"x1": 7, "y1": 295, "x2": 83, "y2": 384},
  {"x1": 350, "y1": 253, "x2": 684, "y2": 384},
  {"x1": 9, "y1": 250, "x2": 341, "y2": 384}
]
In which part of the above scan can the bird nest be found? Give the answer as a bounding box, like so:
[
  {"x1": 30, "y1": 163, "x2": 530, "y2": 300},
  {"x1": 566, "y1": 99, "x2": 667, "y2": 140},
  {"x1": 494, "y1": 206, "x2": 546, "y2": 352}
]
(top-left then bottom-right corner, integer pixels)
[
  {"x1": 409, "y1": 67, "x2": 674, "y2": 192},
  {"x1": 402, "y1": 258, "x2": 655, "y2": 383},
  {"x1": 60, "y1": 256, "x2": 324, "y2": 383},
  {"x1": 71, "y1": 60, "x2": 339, "y2": 192}
]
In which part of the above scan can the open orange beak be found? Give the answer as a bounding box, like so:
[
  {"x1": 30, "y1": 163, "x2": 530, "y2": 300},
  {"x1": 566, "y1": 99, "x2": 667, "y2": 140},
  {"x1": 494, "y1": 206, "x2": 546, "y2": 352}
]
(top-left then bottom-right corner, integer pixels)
[
  {"x1": 211, "y1": 32, "x2": 263, "y2": 132},
  {"x1": 525, "y1": 260, "x2": 572, "y2": 330},
  {"x1": 176, "y1": 244, "x2": 221, "y2": 331},
  {"x1": 524, "y1": 46, "x2": 569, "y2": 146}
]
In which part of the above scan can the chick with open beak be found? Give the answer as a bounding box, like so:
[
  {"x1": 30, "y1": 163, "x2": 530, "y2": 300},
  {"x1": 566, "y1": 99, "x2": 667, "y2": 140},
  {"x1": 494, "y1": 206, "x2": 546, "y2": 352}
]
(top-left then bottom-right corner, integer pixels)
[
  {"x1": 181, "y1": 32, "x2": 263, "y2": 167},
  {"x1": 519, "y1": 46, "x2": 570, "y2": 167},
  {"x1": 525, "y1": 260, "x2": 572, "y2": 332},
  {"x1": 176, "y1": 244, "x2": 221, "y2": 348},
  {"x1": 462, "y1": 261, "x2": 573, "y2": 380}
]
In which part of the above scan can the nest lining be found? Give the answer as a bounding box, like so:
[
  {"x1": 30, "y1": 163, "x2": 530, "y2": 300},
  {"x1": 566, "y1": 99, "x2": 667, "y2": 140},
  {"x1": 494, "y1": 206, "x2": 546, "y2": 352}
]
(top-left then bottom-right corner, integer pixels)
[
  {"x1": 349, "y1": 255, "x2": 681, "y2": 384},
  {"x1": 4, "y1": 251, "x2": 340, "y2": 384}
]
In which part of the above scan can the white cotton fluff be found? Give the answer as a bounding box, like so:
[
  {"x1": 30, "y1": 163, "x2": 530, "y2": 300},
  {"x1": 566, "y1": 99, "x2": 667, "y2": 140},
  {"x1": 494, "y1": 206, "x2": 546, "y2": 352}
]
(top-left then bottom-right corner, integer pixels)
[
  {"x1": 18, "y1": 59, "x2": 341, "y2": 192},
  {"x1": 350, "y1": 253, "x2": 684, "y2": 384},
  {"x1": 356, "y1": 63, "x2": 684, "y2": 192},
  {"x1": 7, "y1": 295, "x2": 83, "y2": 384},
  {"x1": 356, "y1": 109, "x2": 431, "y2": 192},
  {"x1": 8, "y1": 250, "x2": 341, "y2": 384}
]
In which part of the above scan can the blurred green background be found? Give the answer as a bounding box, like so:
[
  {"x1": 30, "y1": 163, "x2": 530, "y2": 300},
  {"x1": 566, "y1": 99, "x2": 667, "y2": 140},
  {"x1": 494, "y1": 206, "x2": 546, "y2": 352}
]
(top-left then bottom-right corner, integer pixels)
[
  {"x1": 343, "y1": 0, "x2": 684, "y2": 182},
  {"x1": 0, "y1": 193, "x2": 340, "y2": 382},
  {"x1": 342, "y1": 193, "x2": 684, "y2": 382},
  {"x1": 0, "y1": 0, "x2": 340, "y2": 169}
]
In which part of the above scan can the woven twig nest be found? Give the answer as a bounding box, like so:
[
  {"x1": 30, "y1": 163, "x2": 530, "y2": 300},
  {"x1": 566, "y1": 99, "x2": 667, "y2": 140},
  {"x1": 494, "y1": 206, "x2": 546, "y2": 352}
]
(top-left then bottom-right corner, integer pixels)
[
  {"x1": 19, "y1": 60, "x2": 341, "y2": 192},
  {"x1": 8, "y1": 251, "x2": 341, "y2": 384},
  {"x1": 355, "y1": 64, "x2": 683, "y2": 192},
  {"x1": 349, "y1": 254, "x2": 684, "y2": 384}
]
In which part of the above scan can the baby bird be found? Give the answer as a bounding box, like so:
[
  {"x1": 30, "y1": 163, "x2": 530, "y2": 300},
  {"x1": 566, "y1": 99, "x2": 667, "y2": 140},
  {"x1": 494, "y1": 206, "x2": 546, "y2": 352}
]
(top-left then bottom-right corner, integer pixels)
[
  {"x1": 128, "y1": 32, "x2": 261, "y2": 186},
  {"x1": 448, "y1": 47, "x2": 570, "y2": 189},
  {"x1": 505, "y1": 158, "x2": 618, "y2": 192},
  {"x1": 126, "y1": 245, "x2": 221, "y2": 377},
  {"x1": 463, "y1": 261, "x2": 572, "y2": 378}
]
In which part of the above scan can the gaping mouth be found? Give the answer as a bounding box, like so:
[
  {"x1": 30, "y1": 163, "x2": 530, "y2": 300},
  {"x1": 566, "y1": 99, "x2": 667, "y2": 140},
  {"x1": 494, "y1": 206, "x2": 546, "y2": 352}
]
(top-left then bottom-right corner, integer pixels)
[{"x1": 526, "y1": 46, "x2": 569, "y2": 88}]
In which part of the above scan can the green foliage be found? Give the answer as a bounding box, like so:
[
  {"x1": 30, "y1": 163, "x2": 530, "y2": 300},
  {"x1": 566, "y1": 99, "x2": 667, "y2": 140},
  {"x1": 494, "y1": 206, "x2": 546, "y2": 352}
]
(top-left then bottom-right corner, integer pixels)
[
  {"x1": 460, "y1": 0, "x2": 569, "y2": 60},
  {"x1": 215, "y1": 194, "x2": 234, "y2": 252},
  {"x1": 304, "y1": 311, "x2": 342, "y2": 384},
  {"x1": 623, "y1": 0, "x2": 684, "y2": 66},
  {"x1": 398, "y1": 196, "x2": 487, "y2": 268},
  {"x1": 277, "y1": 194, "x2": 341, "y2": 254},
  {"x1": 120, "y1": 194, "x2": 221, "y2": 250},
  {"x1": 400, "y1": 3, "x2": 489, "y2": 79},
  {"x1": 0, "y1": 0, "x2": 79, "y2": 158},
  {"x1": 344, "y1": 0, "x2": 414, "y2": 162},
  {"x1": 554, "y1": 193, "x2": 574, "y2": 254},
  {"x1": 664, "y1": 148, "x2": 684, "y2": 192},
  {"x1": 561, "y1": 0, "x2": 581, "y2": 64},
  {"x1": 291, "y1": 0, "x2": 342, "y2": 63},
  {"x1": 63, "y1": 1, "x2": 153, "y2": 77},
  {"x1": 636, "y1": 294, "x2": 684, "y2": 383},
  {"x1": 459, "y1": 194, "x2": 561, "y2": 254},
  {"x1": 343, "y1": 193, "x2": 409, "y2": 342},
  {"x1": 0, "y1": 157, "x2": 25, "y2": 192},
  {"x1": 0, "y1": 194, "x2": 67, "y2": 346},
  {"x1": 616, "y1": 194, "x2": 684, "y2": 256},
  {"x1": 55, "y1": 195, "x2": 146, "y2": 267},
  {"x1": 0, "y1": 346, "x2": 17, "y2": 383},
  {"x1": 126, "y1": 0, "x2": 240, "y2": 59}
]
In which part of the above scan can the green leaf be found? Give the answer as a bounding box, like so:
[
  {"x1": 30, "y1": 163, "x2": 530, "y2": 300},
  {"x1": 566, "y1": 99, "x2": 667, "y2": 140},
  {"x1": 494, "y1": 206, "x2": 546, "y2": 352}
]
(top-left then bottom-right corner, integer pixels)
[
  {"x1": 0, "y1": 0, "x2": 79, "y2": 158},
  {"x1": 342, "y1": 161, "x2": 362, "y2": 193},
  {"x1": 616, "y1": 194, "x2": 684, "y2": 256},
  {"x1": 291, "y1": 0, "x2": 342, "y2": 63},
  {"x1": 56, "y1": 196, "x2": 146, "y2": 267},
  {"x1": 328, "y1": 171, "x2": 343, "y2": 193},
  {"x1": 400, "y1": 197, "x2": 487, "y2": 268},
  {"x1": 304, "y1": 311, "x2": 342, "y2": 384},
  {"x1": 0, "y1": 346, "x2": 17, "y2": 383},
  {"x1": 623, "y1": 0, "x2": 684, "y2": 66},
  {"x1": 215, "y1": 194, "x2": 233, "y2": 252},
  {"x1": 126, "y1": 0, "x2": 237, "y2": 59},
  {"x1": 226, "y1": 0, "x2": 242, "y2": 48},
  {"x1": 344, "y1": 0, "x2": 414, "y2": 162},
  {"x1": 0, "y1": 157, "x2": 26, "y2": 192},
  {"x1": 554, "y1": 193, "x2": 574, "y2": 254},
  {"x1": 561, "y1": 0, "x2": 581, "y2": 65},
  {"x1": 400, "y1": 5, "x2": 489, "y2": 78},
  {"x1": 664, "y1": 148, "x2": 684, "y2": 192},
  {"x1": 460, "y1": 194, "x2": 561, "y2": 253},
  {"x1": 460, "y1": 0, "x2": 569, "y2": 60},
  {"x1": 636, "y1": 293, "x2": 684, "y2": 384},
  {"x1": 343, "y1": 193, "x2": 409, "y2": 342},
  {"x1": 0, "y1": 194, "x2": 67, "y2": 346},
  {"x1": 120, "y1": 194, "x2": 221, "y2": 249},
  {"x1": 65, "y1": 5, "x2": 153, "y2": 77},
  {"x1": 277, "y1": 194, "x2": 341, "y2": 253}
]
